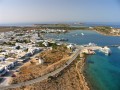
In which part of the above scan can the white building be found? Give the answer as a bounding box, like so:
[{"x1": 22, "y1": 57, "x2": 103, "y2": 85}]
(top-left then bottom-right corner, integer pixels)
[
  {"x1": 42, "y1": 41, "x2": 49, "y2": 47},
  {"x1": 67, "y1": 44, "x2": 74, "y2": 50},
  {"x1": 39, "y1": 58, "x2": 44, "y2": 64}
]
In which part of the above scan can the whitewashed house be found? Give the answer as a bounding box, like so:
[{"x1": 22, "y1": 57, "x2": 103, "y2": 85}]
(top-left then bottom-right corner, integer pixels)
[
  {"x1": 42, "y1": 41, "x2": 49, "y2": 47},
  {"x1": 67, "y1": 44, "x2": 74, "y2": 50},
  {"x1": 39, "y1": 58, "x2": 44, "y2": 64}
]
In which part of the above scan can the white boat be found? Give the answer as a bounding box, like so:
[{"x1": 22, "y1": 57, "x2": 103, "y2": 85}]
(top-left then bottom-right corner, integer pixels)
[
  {"x1": 118, "y1": 46, "x2": 120, "y2": 49},
  {"x1": 99, "y1": 46, "x2": 111, "y2": 55},
  {"x1": 88, "y1": 42, "x2": 97, "y2": 46},
  {"x1": 81, "y1": 33, "x2": 84, "y2": 36}
]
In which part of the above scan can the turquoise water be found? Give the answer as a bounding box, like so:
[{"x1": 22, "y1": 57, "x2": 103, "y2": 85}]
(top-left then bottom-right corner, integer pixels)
[
  {"x1": 45, "y1": 30, "x2": 120, "y2": 90},
  {"x1": 85, "y1": 48, "x2": 120, "y2": 90}
]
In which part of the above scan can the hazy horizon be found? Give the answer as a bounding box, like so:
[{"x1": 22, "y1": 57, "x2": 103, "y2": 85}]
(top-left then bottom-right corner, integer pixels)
[{"x1": 0, "y1": 22, "x2": 120, "y2": 27}]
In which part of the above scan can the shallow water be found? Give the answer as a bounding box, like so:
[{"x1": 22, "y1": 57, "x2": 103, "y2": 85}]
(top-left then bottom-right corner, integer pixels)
[{"x1": 85, "y1": 48, "x2": 120, "y2": 90}]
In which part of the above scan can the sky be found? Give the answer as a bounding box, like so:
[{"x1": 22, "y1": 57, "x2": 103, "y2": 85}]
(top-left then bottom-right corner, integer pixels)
[{"x1": 0, "y1": 0, "x2": 120, "y2": 25}]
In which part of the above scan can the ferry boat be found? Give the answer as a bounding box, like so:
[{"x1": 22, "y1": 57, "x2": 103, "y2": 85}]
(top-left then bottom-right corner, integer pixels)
[{"x1": 99, "y1": 46, "x2": 111, "y2": 55}]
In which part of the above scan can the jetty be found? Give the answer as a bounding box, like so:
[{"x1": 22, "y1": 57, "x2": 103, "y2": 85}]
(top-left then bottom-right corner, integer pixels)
[{"x1": 102, "y1": 45, "x2": 120, "y2": 47}]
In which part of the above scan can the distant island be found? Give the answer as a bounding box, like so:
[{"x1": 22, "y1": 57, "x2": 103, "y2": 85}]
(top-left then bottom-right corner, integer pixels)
[{"x1": 0, "y1": 24, "x2": 120, "y2": 36}]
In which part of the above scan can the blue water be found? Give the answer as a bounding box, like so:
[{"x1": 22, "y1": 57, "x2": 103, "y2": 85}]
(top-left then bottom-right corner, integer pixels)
[
  {"x1": 45, "y1": 30, "x2": 120, "y2": 46},
  {"x1": 44, "y1": 30, "x2": 120, "y2": 90},
  {"x1": 85, "y1": 48, "x2": 120, "y2": 90}
]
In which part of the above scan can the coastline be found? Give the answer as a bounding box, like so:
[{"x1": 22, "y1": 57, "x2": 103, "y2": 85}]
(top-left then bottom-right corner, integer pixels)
[
  {"x1": 76, "y1": 55, "x2": 90, "y2": 90},
  {"x1": 82, "y1": 55, "x2": 94, "y2": 90},
  {"x1": 0, "y1": 26, "x2": 120, "y2": 37},
  {"x1": 0, "y1": 26, "x2": 119, "y2": 90},
  {"x1": 93, "y1": 30, "x2": 120, "y2": 37}
]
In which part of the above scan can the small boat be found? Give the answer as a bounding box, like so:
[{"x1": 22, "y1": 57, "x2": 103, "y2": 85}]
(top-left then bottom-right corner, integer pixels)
[
  {"x1": 81, "y1": 33, "x2": 84, "y2": 36},
  {"x1": 118, "y1": 46, "x2": 120, "y2": 49}
]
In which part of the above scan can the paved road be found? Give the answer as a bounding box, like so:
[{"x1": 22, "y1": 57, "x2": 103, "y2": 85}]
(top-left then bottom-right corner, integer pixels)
[{"x1": 0, "y1": 48, "x2": 80, "y2": 90}]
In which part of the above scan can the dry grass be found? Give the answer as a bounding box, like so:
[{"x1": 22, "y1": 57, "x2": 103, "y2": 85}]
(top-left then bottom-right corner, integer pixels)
[
  {"x1": 39, "y1": 45, "x2": 70, "y2": 64},
  {"x1": 11, "y1": 46, "x2": 70, "y2": 84},
  {"x1": 7, "y1": 59, "x2": 82, "y2": 90}
]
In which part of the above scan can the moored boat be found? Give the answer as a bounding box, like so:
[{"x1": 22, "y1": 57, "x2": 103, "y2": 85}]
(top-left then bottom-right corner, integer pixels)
[
  {"x1": 99, "y1": 46, "x2": 111, "y2": 55},
  {"x1": 118, "y1": 46, "x2": 120, "y2": 49},
  {"x1": 81, "y1": 33, "x2": 84, "y2": 36}
]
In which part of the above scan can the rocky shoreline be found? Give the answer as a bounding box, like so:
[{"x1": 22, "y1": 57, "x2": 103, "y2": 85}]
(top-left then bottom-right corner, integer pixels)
[
  {"x1": 76, "y1": 56, "x2": 90, "y2": 90},
  {"x1": 94, "y1": 30, "x2": 120, "y2": 36}
]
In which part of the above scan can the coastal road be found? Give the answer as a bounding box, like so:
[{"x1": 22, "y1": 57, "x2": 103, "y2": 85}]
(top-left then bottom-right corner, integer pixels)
[{"x1": 0, "y1": 48, "x2": 80, "y2": 90}]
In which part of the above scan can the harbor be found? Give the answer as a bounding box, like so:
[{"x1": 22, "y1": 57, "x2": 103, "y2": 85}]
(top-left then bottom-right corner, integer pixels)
[
  {"x1": 0, "y1": 0, "x2": 120, "y2": 90},
  {"x1": 0, "y1": 29, "x2": 120, "y2": 90},
  {"x1": 44, "y1": 30, "x2": 120, "y2": 90}
]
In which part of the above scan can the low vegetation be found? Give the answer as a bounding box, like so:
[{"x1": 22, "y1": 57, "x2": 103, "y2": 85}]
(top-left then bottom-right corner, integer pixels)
[
  {"x1": 39, "y1": 45, "x2": 70, "y2": 64},
  {"x1": 11, "y1": 45, "x2": 70, "y2": 84},
  {"x1": 93, "y1": 26, "x2": 112, "y2": 34},
  {"x1": 8, "y1": 58, "x2": 82, "y2": 90}
]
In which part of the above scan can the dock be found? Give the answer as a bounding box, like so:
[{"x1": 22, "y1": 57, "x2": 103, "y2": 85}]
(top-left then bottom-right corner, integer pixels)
[{"x1": 102, "y1": 45, "x2": 120, "y2": 47}]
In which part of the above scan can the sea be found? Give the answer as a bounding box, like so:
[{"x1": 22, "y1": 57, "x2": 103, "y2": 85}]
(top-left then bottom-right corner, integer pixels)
[{"x1": 44, "y1": 30, "x2": 120, "y2": 90}]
